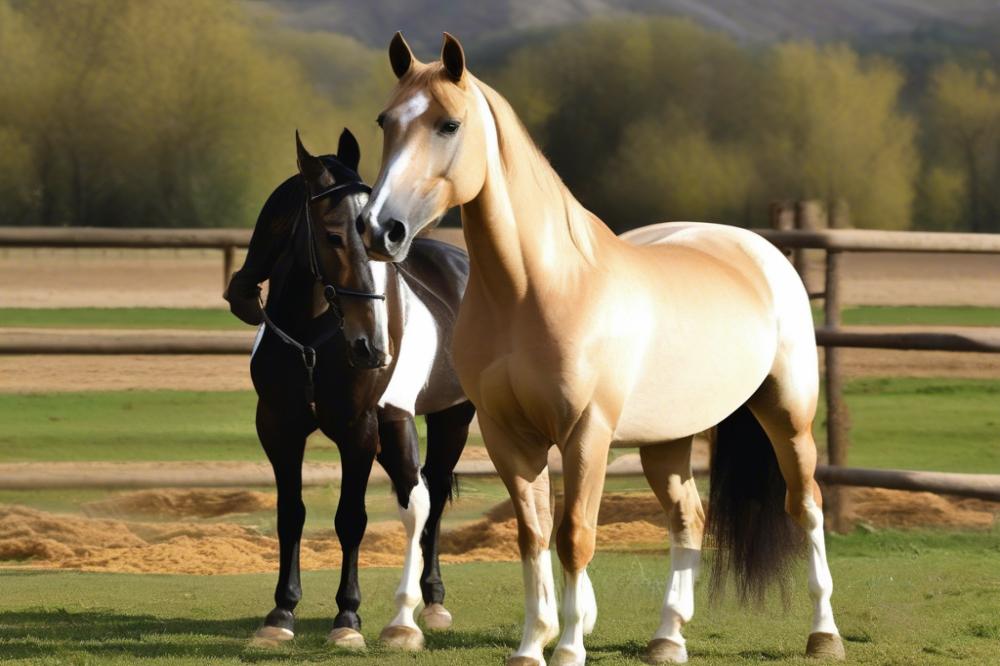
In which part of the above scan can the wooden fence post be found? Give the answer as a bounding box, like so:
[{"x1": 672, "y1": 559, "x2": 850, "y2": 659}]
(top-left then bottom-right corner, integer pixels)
[
  {"x1": 823, "y1": 200, "x2": 851, "y2": 532},
  {"x1": 222, "y1": 245, "x2": 236, "y2": 291}
]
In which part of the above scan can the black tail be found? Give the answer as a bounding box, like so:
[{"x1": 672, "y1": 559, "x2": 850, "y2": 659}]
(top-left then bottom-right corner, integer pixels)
[{"x1": 708, "y1": 403, "x2": 802, "y2": 606}]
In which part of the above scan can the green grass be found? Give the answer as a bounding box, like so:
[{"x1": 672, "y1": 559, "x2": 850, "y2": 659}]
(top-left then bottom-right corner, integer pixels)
[
  {"x1": 0, "y1": 391, "x2": 491, "y2": 464},
  {"x1": 3, "y1": 305, "x2": 999, "y2": 331},
  {"x1": 1, "y1": 379, "x2": 997, "y2": 473},
  {"x1": 838, "y1": 378, "x2": 1000, "y2": 474},
  {"x1": 812, "y1": 305, "x2": 1000, "y2": 327},
  {"x1": 0, "y1": 308, "x2": 246, "y2": 330},
  {"x1": 1, "y1": 528, "x2": 999, "y2": 664}
]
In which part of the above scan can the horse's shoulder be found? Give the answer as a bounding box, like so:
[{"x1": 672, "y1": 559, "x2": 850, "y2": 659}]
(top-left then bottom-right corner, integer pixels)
[{"x1": 397, "y1": 238, "x2": 469, "y2": 314}]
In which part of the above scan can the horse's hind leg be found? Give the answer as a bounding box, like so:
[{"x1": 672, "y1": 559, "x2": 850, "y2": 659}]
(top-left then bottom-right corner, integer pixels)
[
  {"x1": 748, "y1": 365, "x2": 845, "y2": 660},
  {"x1": 376, "y1": 408, "x2": 430, "y2": 651},
  {"x1": 418, "y1": 401, "x2": 476, "y2": 631},
  {"x1": 639, "y1": 436, "x2": 704, "y2": 664},
  {"x1": 252, "y1": 398, "x2": 313, "y2": 645}
]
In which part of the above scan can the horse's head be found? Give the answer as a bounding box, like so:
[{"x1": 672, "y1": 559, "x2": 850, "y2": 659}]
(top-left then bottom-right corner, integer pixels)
[
  {"x1": 297, "y1": 130, "x2": 390, "y2": 369},
  {"x1": 358, "y1": 32, "x2": 489, "y2": 261}
]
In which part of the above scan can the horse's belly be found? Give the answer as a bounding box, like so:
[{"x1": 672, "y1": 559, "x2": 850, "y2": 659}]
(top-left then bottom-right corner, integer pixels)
[{"x1": 610, "y1": 277, "x2": 777, "y2": 446}]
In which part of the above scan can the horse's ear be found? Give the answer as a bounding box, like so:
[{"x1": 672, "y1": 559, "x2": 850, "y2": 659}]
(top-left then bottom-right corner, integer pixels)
[
  {"x1": 337, "y1": 128, "x2": 361, "y2": 173},
  {"x1": 389, "y1": 31, "x2": 414, "y2": 79},
  {"x1": 295, "y1": 130, "x2": 334, "y2": 189},
  {"x1": 441, "y1": 32, "x2": 465, "y2": 82}
]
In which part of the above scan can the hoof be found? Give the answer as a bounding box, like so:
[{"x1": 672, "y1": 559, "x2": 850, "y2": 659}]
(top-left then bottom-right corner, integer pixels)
[
  {"x1": 506, "y1": 657, "x2": 543, "y2": 666},
  {"x1": 550, "y1": 646, "x2": 585, "y2": 666},
  {"x1": 806, "y1": 632, "x2": 845, "y2": 660},
  {"x1": 327, "y1": 626, "x2": 366, "y2": 650},
  {"x1": 249, "y1": 625, "x2": 294, "y2": 648},
  {"x1": 419, "y1": 603, "x2": 453, "y2": 630},
  {"x1": 645, "y1": 638, "x2": 688, "y2": 664},
  {"x1": 380, "y1": 624, "x2": 424, "y2": 651}
]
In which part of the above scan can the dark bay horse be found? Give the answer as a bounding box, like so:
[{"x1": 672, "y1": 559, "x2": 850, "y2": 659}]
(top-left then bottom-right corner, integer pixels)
[{"x1": 224, "y1": 129, "x2": 474, "y2": 651}]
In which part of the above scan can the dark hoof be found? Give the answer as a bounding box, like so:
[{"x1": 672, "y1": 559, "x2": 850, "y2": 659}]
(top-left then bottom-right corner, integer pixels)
[
  {"x1": 328, "y1": 626, "x2": 366, "y2": 649},
  {"x1": 806, "y1": 632, "x2": 846, "y2": 660},
  {"x1": 645, "y1": 638, "x2": 688, "y2": 664},
  {"x1": 380, "y1": 624, "x2": 424, "y2": 651}
]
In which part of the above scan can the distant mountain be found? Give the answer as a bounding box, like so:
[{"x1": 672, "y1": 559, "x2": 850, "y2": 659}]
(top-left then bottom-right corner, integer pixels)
[{"x1": 248, "y1": 0, "x2": 1000, "y2": 55}]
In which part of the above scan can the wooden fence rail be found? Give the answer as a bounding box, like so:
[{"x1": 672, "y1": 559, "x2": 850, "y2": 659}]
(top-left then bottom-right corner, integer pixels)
[{"x1": 2, "y1": 225, "x2": 999, "y2": 528}]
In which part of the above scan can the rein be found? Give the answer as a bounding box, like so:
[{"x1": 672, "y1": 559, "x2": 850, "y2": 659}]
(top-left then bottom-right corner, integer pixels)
[{"x1": 259, "y1": 176, "x2": 384, "y2": 408}]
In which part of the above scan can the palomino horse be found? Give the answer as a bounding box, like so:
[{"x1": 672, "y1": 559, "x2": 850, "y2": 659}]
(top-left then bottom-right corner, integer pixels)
[
  {"x1": 224, "y1": 129, "x2": 474, "y2": 651},
  {"x1": 357, "y1": 33, "x2": 844, "y2": 665}
]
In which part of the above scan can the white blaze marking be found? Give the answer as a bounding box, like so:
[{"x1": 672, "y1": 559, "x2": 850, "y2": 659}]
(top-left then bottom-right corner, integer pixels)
[
  {"x1": 394, "y1": 91, "x2": 429, "y2": 128},
  {"x1": 364, "y1": 92, "x2": 428, "y2": 223},
  {"x1": 388, "y1": 475, "x2": 431, "y2": 629},
  {"x1": 366, "y1": 143, "x2": 412, "y2": 221},
  {"x1": 378, "y1": 281, "x2": 438, "y2": 414}
]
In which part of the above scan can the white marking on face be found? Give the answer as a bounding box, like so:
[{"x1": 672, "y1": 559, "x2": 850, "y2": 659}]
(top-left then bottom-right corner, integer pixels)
[
  {"x1": 378, "y1": 281, "x2": 438, "y2": 414},
  {"x1": 394, "y1": 91, "x2": 429, "y2": 129},
  {"x1": 367, "y1": 144, "x2": 413, "y2": 222},
  {"x1": 388, "y1": 474, "x2": 430, "y2": 629}
]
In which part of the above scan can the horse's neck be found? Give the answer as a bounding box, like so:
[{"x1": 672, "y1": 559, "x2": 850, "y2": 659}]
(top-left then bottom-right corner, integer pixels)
[{"x1": 461, "y1": 81, "x2": 608, "y2": 305}]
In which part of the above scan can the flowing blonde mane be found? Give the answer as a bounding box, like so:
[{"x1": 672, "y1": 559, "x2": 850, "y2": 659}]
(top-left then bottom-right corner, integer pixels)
[{"x1": 472, "y1": 78, "x2": 602, "y2": 265}]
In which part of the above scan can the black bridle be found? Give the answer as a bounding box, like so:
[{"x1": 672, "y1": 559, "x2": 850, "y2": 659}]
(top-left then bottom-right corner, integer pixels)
[{"x1": 259, "y1": 176, "x2": 384, "y2": 407}]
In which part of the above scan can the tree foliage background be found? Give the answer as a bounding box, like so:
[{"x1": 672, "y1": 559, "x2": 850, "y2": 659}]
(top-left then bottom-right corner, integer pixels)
[{"x1": 0, "y1": 0, "x2": 997, "y2": 232}]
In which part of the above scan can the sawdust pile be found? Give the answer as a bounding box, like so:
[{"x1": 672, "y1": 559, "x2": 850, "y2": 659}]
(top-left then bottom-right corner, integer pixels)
[
  {"x1": 84, "y1": 489, "x2": 276, "y2": 518},
  {"x1": 0, "y1": 488, "x2": 994, "y2": 575},
  {"x1": 845, "y1": 487, "x2": 996, "y2": 529}
]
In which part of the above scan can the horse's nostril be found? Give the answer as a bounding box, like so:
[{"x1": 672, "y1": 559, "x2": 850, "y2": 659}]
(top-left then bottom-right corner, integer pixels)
[
  {"x1": 387, "y1": 219, "x2": 406, "y2": 243},
  {"x1": 353, "y1": 338, "x2": 371, "y2": 358},
  {"x1": 355, "y1": 215, "x2": 366, "y2": 235}
]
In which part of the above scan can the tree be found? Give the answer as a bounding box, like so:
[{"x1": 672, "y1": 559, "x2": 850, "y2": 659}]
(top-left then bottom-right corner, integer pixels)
[
  {"x1": 757, "y1": 43, "x2": 918, "y2": 230},
  {"x1": 922, "y1": 62, "x2": 1000, "y2": 232}
]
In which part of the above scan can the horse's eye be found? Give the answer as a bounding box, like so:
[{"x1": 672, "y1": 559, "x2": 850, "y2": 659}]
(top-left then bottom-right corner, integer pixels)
[
  {"x1": 326, "y1": 233, "x2": 343, "y2": 247},
  {"x1": 376, "y1": 113, "x2": 386, "y2": 129},
  {"x1": 439, "y1": 120, "x2": 461, "y2": 135}
]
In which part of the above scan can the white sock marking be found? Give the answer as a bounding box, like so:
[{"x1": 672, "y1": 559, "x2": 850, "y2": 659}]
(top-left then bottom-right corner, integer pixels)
[
  {"x1": 388, "y1": 475, "x2": 430, "y2": 629},
  {"x1": 654, "y1": 544, "x2": 700, "y2": 647},
  {"x1": 804, "y1": 497, "x2": 839, "y2": 635}
]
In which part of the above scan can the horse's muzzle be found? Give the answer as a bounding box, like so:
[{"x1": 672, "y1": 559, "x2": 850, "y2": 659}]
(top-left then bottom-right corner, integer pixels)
[
  {"x1": 360, "y1": 214, "x2": 408, "y2": 261},
  {"x1": 347, "y1": 337, "x2": 388, "y2": 369}
]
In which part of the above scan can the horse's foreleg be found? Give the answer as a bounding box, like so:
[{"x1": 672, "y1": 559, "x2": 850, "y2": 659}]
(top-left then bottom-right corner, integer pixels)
[
  {"x1": 479, "y1": 413, "x2": 558, "y2": 666},
  {"x1": 639, "y1": 436, "x2": 704, "y2": 664},
  {"x1": 328, "y1": 417, "x2": 377, "y2": 650},
  {"x1": 418, "y1": 401, "x2": 476, "y2": 631},
  {"x1": 253, "y1": 399, "x2": 311, "y2": 645},
  {"x1": 552, "y1": 407, "x2": 612, "y2": 666},
  {"x1": 376, "y1": 409, "x2": 429, "y2": 651}
]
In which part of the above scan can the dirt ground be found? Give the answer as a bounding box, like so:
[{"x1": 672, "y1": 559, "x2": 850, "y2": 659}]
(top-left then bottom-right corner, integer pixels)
[
  {"x1": 0, "y1": 487, "x2": 994, "y2": 575},
  {"x1": 2, "y1": 343, "x2": 997, "y2": 394},
  {"x1": 1, "y1": 246, "x2": 998, "y2": 308}
]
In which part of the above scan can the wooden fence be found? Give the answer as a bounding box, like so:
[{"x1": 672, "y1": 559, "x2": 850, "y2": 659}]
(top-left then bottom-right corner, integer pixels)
[{"x1": 2, "y1": 225, "x2": 998, "y2": 529}]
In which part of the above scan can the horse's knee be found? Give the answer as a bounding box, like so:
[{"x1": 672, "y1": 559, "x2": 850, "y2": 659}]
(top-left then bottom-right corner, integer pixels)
[{"x1": 555, "y1": 511, "x2": 596, "y2": 572}]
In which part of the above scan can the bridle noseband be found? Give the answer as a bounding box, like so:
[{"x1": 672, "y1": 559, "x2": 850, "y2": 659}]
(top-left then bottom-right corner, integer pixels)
[{"x1": 258, "y1": 173, "x2": 386, "y2": 409}]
